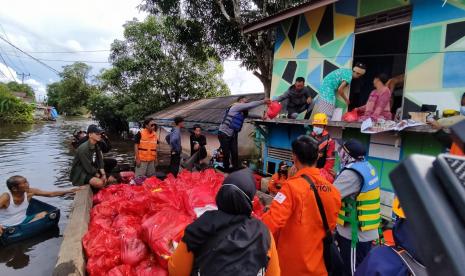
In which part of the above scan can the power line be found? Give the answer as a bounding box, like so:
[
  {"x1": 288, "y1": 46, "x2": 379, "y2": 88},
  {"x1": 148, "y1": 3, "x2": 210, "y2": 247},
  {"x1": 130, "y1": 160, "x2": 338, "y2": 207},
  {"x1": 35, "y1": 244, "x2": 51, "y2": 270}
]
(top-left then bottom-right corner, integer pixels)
[
  {"x1": 0, "y1": 66, "x2": 8, "y2": 79},
  {"x1": 4, "y1": 49, "x2": 111, "y2": 54},
  {"x1": 0, "y1": 52, "x2": 16, "y2": 80},
  {"x1": 0, "y1": 34, "x2": 59, "y2": 74},
  {"x1": 1, "y1": 52, "x2": 110, "y2": 64},
  {"x1": 0, "y1": 23, "x2": 28, "y2": 74}
]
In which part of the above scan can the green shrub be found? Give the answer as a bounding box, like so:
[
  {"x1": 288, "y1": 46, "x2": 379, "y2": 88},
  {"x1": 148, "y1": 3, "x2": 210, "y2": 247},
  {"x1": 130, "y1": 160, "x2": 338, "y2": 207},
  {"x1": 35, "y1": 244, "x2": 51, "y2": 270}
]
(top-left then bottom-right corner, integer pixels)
[{"x1": 0, "y1": 90, "x2": 34, "y2": 124}]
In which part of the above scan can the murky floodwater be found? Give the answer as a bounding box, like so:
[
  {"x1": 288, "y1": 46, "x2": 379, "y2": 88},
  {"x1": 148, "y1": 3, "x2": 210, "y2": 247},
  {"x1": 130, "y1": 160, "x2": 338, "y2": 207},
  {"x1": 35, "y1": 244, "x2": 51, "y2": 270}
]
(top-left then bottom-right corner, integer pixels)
[{"x1": 0, "y1": 118, "x2": 133, "y2": 275}]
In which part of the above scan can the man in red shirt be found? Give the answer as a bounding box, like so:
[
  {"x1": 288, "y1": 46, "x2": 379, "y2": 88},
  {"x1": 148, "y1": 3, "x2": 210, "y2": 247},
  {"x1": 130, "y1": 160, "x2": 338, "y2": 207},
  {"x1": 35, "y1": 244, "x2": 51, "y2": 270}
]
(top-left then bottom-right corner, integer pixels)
[{"x1": 311, "y1": 113, "x2": 336, "y2": 183}]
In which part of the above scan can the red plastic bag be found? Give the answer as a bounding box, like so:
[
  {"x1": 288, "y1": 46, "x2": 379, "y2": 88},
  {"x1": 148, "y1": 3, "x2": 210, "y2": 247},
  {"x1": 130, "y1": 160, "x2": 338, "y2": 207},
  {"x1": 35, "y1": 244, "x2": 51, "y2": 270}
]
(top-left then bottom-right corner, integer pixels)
[
  {"x1": 342, "y1": 110, "x2": 359, "y2": 122},
  {"x1": 134, "y1": 257, "x2": 168, "y2": 276},
  {"x1": 107, "y1": 264, "x2": 134, "y2": 276},
  {"x1": 119, "y1": 171, "x2": 135, "y2": 184},
  {"x1": 266, "y1": 101, "x2": 282, "y2": 119},
  {"x1": 252, "y1": 196, "x2": 265, "y2": 219},
  {"x1": 121, "y1": 232, "x2": 148, "y2": 266},
  {"x1": 253, "y1": 174, "x2": 262, "y2": 190},
  {"x1": 141, "y1": 208, "x2": 193, "y2": 258},
  {"x1": 112, "y1": 215, "x2": 142, "y2": 236},
  {"x1": 86, "y1": 250, "x2": 121, "y2": 275}
]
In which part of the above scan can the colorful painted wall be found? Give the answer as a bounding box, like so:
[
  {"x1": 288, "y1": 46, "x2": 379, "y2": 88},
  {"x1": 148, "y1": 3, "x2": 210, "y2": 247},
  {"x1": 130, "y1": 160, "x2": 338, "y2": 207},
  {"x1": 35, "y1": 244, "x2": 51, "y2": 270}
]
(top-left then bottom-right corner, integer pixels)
[
  {"x1": 270, "y1": 2, "x2": 356, "y2": 110},
  {"x1": 270, "y1": 0, "x2": 410, "y2": 110},
  {"x1": 404, "y1": 0, "x2": 465, "y2": 114},
  {"x1": 271, "y1": 0, "x2": 465, "y2": 115}
]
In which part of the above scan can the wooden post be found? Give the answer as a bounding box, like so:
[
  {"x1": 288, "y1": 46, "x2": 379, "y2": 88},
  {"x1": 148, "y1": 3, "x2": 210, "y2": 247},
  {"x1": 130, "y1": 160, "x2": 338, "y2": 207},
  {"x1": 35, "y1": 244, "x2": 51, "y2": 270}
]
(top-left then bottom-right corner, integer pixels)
[{"x1": 53, "y1": 185, "x2": 93, "y2": 276}]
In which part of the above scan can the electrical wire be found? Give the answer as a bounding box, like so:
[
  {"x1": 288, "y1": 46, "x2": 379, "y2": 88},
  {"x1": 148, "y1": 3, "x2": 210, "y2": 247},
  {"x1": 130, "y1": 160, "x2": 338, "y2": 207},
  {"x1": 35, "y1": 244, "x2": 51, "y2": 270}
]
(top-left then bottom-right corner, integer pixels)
[
  {"x1": 0, "y1": 51, "x2": 16, "y2": 80},
  {"x1": 0, "y1": 34, "x2": 59, "y2": 74},
  {"x1": 0, "y1": 23, "x2": 29, "y2": 75}
]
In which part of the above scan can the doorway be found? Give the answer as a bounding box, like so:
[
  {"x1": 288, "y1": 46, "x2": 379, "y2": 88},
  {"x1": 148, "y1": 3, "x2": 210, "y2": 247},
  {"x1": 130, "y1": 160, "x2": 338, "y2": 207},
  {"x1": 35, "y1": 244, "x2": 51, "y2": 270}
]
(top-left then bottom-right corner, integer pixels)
[{"x1": 349, "y1": 20, "x2": 411, "y2": 116}]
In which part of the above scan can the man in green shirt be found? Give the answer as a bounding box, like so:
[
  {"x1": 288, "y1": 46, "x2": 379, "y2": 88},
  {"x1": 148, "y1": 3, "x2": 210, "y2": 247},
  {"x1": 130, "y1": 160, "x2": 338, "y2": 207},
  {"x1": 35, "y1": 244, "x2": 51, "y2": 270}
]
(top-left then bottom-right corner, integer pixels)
[{"x1": 70, "y1": 125, "x2": 108, "y2": 189}]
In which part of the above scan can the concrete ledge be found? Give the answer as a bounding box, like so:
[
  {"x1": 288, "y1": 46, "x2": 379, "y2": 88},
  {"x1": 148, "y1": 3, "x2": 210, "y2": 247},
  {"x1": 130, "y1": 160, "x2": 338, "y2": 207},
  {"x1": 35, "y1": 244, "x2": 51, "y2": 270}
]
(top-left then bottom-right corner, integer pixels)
[{"x1": 53, "y1": 185, "x2": 93, "y2": 276}]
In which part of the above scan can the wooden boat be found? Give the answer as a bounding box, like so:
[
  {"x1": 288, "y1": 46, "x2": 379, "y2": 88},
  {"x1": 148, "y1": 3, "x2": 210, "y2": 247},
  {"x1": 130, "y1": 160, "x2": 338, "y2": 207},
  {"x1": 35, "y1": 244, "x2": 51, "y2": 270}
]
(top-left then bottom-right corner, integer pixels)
[{"x1": 0, "y1": 198, "x2": 60, "y2": 246}]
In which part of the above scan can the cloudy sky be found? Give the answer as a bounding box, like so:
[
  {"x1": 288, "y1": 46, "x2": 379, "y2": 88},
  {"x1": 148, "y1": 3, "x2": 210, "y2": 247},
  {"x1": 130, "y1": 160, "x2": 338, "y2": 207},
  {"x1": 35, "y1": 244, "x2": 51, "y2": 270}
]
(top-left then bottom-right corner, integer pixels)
[{"x1": 0, "y1": 0, "x2": 262, "y2": 100}]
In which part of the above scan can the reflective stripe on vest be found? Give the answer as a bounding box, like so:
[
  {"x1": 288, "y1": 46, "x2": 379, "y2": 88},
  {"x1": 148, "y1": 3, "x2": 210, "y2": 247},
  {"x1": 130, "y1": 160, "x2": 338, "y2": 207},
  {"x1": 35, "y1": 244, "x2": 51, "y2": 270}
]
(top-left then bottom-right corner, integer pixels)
[
  {"x1": 138, "y1": 128, "x2": 157, "y2": 162},
  {"x1": 337, "y1": 161, "x2": 381, "y2": 232},
  {"x1": 315, "y1": 133, "x2": 330, "y2": 169}
]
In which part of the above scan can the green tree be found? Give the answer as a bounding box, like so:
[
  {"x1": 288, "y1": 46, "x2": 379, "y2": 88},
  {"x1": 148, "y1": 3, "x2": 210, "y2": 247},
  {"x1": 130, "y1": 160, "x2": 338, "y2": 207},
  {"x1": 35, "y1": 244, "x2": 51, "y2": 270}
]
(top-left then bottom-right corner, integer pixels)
[
  {"x1": 46, "y1": 62, "x2": 98, "y2": 115},
  {"x1": 140, "y1": 0, "x2": 306, "y2": 97},
  {"x1": 92, "y1": 16, "x2": 230, "y2": 127},
  {"x1": 0, "y1": 82, "x2": 34, "y2": 123},
  {"x1": 6, "y1": 81, "x2": 35, "y2": 98}
]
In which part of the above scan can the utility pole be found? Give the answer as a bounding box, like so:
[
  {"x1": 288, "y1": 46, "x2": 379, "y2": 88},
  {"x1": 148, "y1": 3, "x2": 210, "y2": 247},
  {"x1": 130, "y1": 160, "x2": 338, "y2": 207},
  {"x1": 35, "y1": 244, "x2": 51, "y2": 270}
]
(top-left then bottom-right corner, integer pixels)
[{"x1": 18, "y1": 72, "x2": 30, "y2": 84}]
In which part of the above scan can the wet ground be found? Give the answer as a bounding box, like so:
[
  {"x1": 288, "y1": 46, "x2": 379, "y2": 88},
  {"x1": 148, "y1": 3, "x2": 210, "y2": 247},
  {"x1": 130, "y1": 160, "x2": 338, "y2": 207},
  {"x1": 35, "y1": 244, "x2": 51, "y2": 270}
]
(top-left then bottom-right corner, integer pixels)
[{"x1": 0, "y1": 118, "x2": 134, "y2": 275}]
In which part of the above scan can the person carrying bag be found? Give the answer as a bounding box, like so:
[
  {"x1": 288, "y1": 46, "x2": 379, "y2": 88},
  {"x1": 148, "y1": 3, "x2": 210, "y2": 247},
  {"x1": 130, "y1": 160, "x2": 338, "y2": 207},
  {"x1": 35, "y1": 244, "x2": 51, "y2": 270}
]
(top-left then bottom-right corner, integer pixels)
[{"x1": 303, "y1": 175, "x2": 344, "y2": 276}]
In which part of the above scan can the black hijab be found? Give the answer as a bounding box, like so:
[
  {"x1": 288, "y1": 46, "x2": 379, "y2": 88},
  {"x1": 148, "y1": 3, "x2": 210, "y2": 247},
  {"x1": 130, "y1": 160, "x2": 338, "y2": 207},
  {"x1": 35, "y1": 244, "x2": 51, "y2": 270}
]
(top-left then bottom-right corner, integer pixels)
[{"x1": 182, "y1": 169, "x2": 270, "y2": 275}]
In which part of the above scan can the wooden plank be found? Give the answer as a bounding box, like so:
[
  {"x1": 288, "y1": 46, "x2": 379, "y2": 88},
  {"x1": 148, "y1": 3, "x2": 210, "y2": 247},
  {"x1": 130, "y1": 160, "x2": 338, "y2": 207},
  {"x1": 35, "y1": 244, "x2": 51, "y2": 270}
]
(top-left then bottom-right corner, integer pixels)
[{"x1": 53, "y1": 185, "x2": 93, "y2": 276}]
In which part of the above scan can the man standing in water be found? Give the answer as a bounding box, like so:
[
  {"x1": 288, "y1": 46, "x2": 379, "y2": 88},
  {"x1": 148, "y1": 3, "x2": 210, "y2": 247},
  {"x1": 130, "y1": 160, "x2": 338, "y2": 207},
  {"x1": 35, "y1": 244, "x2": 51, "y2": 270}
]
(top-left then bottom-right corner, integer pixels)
[
  {"x1": 0, "y1": 175, "x2": 79, "y2": 236},
  {"x1": 70, "y1": 124, "x2": 113, "y2": 189}
]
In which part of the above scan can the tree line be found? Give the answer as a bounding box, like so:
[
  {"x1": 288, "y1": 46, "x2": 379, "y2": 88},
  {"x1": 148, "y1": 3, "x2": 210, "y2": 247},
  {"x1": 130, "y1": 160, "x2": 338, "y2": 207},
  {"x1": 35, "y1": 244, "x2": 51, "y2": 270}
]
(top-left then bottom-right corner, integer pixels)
[
  {"x1": 48, "y1": 1, "x2": 305, "y2": 131},
  {"x1": 48, "y1": 16, "x2": 230, "y2": 132}
]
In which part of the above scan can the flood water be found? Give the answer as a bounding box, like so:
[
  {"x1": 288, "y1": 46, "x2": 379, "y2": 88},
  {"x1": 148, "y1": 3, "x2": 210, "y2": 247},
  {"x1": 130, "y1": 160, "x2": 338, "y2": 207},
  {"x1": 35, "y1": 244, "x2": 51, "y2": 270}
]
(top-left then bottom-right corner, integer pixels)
[{"x1": 0, "y1": 118, "x2": 133, "y2": 275}]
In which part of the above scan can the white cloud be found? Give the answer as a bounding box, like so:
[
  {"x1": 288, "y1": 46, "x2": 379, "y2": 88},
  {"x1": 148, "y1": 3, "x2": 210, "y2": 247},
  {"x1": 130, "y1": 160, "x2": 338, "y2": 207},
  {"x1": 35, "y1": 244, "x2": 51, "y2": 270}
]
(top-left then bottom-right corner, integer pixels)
[
  {"x1": 0, "y1": 63, "x2": 19, "y2": 82},
  {"x1": 24, "y1": 78, "x2": 46, "y2": 100},
  {"x1": 222, "y1": 61, "x2": 264, "y2": 94},
  {"x1": 65, "y1": 40, "x2": 84, "y2": 52}
]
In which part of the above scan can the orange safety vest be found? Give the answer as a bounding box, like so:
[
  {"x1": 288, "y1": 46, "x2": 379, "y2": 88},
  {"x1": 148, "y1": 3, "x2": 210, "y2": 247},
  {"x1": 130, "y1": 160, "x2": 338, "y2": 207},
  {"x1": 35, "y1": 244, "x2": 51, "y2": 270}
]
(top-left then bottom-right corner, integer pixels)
[
  {"x1": 451, "y1": 142, "x2": 464, "y2": 156},
  {"x1": 138, "y1": 128, "x2": 157, "y2": 162}
]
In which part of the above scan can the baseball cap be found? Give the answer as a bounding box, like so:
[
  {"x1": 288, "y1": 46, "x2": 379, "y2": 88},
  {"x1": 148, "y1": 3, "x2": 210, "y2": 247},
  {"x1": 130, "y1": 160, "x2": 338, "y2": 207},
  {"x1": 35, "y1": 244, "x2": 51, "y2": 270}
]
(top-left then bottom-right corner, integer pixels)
[
  {"x1": 343, "y1": 139, "x2": 366, "y2": 159},
  {"x1": 87, "y1": 124, "x2": 104, "y2": 134}
]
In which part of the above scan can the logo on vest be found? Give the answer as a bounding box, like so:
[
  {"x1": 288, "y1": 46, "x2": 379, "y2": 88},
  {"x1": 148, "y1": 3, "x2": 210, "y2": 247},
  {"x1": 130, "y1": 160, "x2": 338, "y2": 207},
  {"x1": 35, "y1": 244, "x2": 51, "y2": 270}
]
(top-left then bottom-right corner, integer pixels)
[
  {"x1": 274, "y1": 192, "x2": 286, "y2": 204},
  {"x1": 368, "y1": 177, "x2": 379, "y2": 185}
]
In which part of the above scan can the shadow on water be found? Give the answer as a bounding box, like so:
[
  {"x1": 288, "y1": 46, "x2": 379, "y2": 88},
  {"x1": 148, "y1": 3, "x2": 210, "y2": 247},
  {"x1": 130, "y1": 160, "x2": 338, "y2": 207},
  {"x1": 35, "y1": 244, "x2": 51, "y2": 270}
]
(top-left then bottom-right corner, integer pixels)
[{"x1": 0, "y1": 118, "x2": 134, "y2": 275}]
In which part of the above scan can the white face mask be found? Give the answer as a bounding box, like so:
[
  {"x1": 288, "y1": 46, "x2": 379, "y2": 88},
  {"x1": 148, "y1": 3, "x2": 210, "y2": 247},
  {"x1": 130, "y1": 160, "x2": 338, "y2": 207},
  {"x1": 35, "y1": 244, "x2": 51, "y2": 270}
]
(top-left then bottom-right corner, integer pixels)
[
  {"x1": 313, "y1": 126, "x2": 324, "y2": 135},
  {"x1": 460, "y1": 106, "x2": 465, "y2": 116},
  {"x1": 339, "y1": 148, "x2": 356, "y2": 168}
]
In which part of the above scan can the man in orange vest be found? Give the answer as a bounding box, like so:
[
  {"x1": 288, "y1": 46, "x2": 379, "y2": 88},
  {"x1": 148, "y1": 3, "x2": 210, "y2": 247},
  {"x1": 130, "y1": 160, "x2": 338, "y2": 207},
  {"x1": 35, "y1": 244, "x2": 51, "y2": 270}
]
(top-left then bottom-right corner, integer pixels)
[
  {"x1": 134, "y1": 117, "x2": 158, "y2": 177},
  {"x1": 262, "y1": 135, "x2": 341, "y2": 276}
]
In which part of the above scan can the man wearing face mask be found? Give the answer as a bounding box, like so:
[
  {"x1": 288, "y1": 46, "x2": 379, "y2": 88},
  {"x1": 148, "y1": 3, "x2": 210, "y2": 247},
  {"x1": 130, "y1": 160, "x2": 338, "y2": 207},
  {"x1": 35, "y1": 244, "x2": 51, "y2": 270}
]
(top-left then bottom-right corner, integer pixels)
[
  {"x1": 333, "y1": 139, "x2": 381, "y2": 276},
  {"x1": 310, "y1": 113, "x2": 336, "y2": 183}
]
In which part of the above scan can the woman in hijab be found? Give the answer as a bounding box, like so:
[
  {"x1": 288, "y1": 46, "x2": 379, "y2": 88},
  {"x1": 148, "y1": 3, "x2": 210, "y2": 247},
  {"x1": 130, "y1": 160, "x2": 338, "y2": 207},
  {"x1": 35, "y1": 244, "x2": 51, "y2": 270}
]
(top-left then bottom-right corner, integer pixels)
[{"x1": 168, "y1": 169, "x2": 280, "y2": 276}]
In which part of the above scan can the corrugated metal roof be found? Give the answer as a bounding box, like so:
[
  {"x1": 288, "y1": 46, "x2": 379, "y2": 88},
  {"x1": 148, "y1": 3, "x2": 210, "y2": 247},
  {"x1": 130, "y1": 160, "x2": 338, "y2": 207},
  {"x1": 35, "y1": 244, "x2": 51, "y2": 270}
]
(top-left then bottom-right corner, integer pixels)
[{"x1": 149, "y1": 93, "x2": 265, "y2": 126}]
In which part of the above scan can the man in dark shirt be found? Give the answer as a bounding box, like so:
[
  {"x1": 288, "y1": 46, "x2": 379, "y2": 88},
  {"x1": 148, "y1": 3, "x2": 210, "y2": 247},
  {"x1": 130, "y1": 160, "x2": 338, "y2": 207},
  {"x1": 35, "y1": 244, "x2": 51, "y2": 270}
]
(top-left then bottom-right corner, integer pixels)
[
  {"x1": 72, "y1": 129, "x2": 117, "y2": 175},
  {"x1": 70, "y1": 125, "x2": 108, "y2": 189},
  {"x1": 169, "y1": 116, "x2": 184, "y2": 177},
  {"x1": 190, "y1": 125, "x2": 207, "y2": 167},
  {"x1": 275, "y1": 77, "x2": 316, "y2": 119}
]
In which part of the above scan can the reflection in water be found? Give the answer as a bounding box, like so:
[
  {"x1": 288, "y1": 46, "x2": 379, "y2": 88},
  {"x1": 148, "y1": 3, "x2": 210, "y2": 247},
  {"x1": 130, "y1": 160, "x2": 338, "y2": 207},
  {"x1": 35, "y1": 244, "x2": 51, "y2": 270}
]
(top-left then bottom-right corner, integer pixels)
[
  {"x1": 0, "y1": 227, "x2": 60, "y2": 269},
  {"x1": 0, "y1": 118, "x2": 133, "y2": 275}
]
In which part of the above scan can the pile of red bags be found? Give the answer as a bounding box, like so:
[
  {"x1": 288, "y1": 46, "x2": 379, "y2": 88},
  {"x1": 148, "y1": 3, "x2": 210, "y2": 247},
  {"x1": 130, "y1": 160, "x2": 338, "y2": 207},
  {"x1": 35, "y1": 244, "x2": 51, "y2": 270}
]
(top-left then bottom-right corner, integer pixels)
[{"x1": 83, "y1": 169, "x2": 265, "y2": 275}]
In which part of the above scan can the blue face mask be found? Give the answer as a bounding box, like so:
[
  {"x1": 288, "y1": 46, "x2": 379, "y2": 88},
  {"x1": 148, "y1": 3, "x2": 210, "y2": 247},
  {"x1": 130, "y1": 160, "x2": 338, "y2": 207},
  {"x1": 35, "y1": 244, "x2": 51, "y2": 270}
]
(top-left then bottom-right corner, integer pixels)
[
  {"x1": 460, "y1": 106, "x2": 465, "y2": 116},
  {"x1": 313, "y1": 126, "x2": 324, "y2": 135}
]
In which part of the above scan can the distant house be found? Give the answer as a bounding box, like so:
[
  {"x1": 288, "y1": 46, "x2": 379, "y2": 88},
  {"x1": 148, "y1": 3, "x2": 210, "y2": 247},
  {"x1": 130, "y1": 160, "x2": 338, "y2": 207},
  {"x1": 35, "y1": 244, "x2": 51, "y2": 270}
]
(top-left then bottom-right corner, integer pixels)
[
  {"x1": 149, "y1": 93, "x2": 265, "y2": 160},
  {"x1": 12, "y1": 91, "x2": 34, "y2": 103}
]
